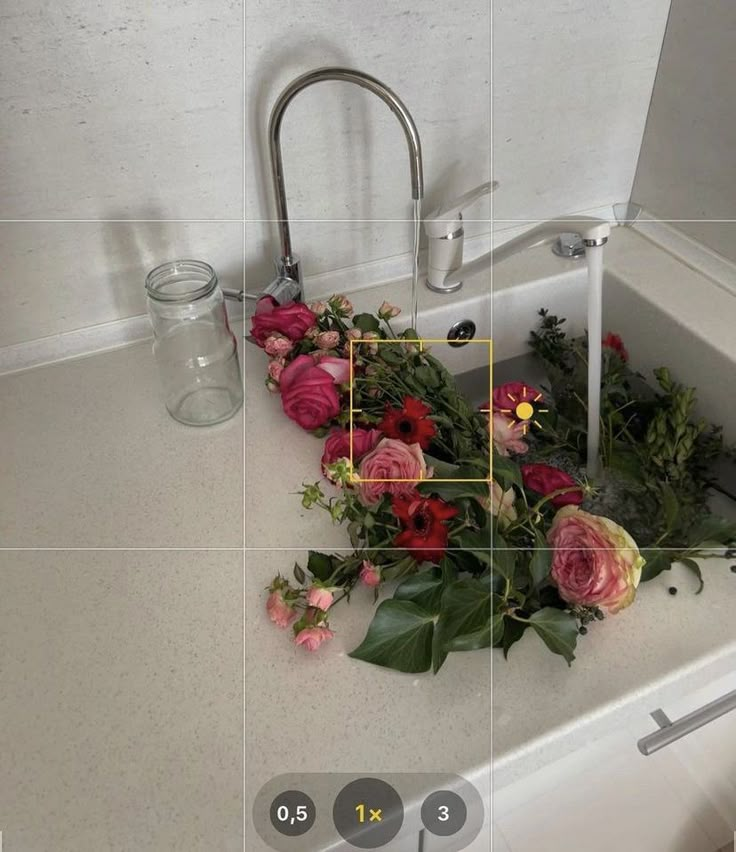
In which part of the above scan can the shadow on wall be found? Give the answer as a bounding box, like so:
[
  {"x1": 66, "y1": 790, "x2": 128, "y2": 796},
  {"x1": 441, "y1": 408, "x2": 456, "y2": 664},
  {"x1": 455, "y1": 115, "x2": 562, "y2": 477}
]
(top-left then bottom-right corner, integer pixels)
[{"x1": 100, "y1": 211, "x2": 244, "y2": 321}]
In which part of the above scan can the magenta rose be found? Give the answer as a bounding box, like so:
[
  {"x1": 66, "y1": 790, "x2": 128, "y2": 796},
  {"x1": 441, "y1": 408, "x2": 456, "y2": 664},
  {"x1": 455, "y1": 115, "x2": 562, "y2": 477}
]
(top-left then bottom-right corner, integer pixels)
[
  {"x1": 279, "y1": 354, "x2": 343, "y2": 430},
  {"x1": 311, "y1": 354, "x2": 350, "y2": 384},
  {"x1": 492, "y1": 382, "x2": 544, "y2": 418},
  {"x1": 321, "y1": 427, "x2": 382, "y2": 478},
  {"x1": 251, "y1": 298, "x2": 317, "y2": 347},
  {"x1": 547, "y1": 506, "x2": 645, "y2": 614},
  {"x1": 521, "y1": 463, "x2": 583, "y2": 508},
  {"x1": 357, "y1": 438, "x2": 428, "y2": 506}
]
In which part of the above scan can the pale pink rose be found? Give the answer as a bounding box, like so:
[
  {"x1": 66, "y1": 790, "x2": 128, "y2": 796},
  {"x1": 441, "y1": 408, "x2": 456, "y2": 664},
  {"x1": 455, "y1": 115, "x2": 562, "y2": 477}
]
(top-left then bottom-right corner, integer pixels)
[
  {"x1": 321, "y1": 427, "x2": 381, "y2": 479},
  {"x1": 357, "y1": 438, "x2": 428, "y2": 506},
  {"x1": 308, "y1": 300, "x2": 329, "y2": 316},
  {"x1": 378, "y1": 300, "x2": 401, "y2": 319},
  {"x1": 264, "y1": 334, "x2": 294, "y2": 358},
  {"x1": 361, "y1": 331, "x2": 380, "y2": 355},
  {"x1": 265, "y1": 378, "x2": 280, "y2": 394},
  {"x1": 547, "y1": 506, "x2": 645, "y2": 614},
  {"x1": 490, "y1": 480, "x2": 517, "y2": 529},
  {"x1": 305, "y1": 585, "x2": 334, "y2": 611},
  {"x1": 295, "y1": 625, "x2": 335, "y2": 652},
  {"x1": 268, "y1": 359, "x2": 284, "y2": 382},
  {"x1": 316, "y1": 330, "x2": 340, "y2": 350},
  {"x1": 330, "y1": 295, "x2": 353, "y2": 315},
  {"x1": 266, "y1": 590, "x2": 298, "y2": 628},
  {"x1": 346, "y1": 328, "x2": 363, "y2": 341},
  {"x1": 492, "y1": 414, "x2": 528, "y2": 457},
  {"x1": 359, "y1": 560, "x2": 381, "y2": 587},
  {"x1": 304, "y1": 325, "x2": 319, "y2": 340}
]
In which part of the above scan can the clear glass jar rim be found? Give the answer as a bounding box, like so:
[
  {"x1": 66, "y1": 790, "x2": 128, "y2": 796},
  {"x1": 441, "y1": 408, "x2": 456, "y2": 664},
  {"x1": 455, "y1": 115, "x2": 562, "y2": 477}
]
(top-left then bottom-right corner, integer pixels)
[{"x1": 145, "y1": 259, "x2": 218, "y2": 302}]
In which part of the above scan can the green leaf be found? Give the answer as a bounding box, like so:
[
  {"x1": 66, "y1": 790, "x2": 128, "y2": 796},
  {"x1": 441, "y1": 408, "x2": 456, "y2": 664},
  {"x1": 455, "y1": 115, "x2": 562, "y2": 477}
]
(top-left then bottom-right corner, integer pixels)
[
  {"x1": 529, "y1": 531, "x2": 552, "y2": 589},
  {"x1": 307, "y1": 551, "x2": 334, "y2": 582},
  {"x1": 349, "y1": 600, "x2": 435, "y2": 673},
  {"x1": 687, "y1": 515, "x2": 736, "y2": 547},
  {"x1": 640, "y1": 549, "x2": 673, "y2": 582},
  {"x1": 492, "y1": 455, "x2": 522, "y2": 489},
  {"x1": 419, "y1": 478, "x2": 489, "y2": 501},
  {"x1": 434, "y1": 579, "x2": 492, "y2": 671},
  {"x1": 661, "y1": 483, "x2": 680, "y2": 531},
  {"x1": 413, "y1": 365, "x2": 441, "y2": 389},
  {"x1": 501, "y1": 617, "x2": 527, "y2": 657},
  {"x1": 529, "y1": 608, "x2": 578, "y2": 665},
  {"x1": 353, "y1": 313, "x2": 380, "y2": 333},
  {"x1": 490, "y1": 534, "x2": 515, "y2": 581},
  {"x1": 394, "y1": 570, "x2": 445, "y2": 614},
  {"x1": 444, "y1": 623, "x2": 492, "y2": 652},
  {"x1": 679, "y1": 557, "x2": 704, "y2": 595},
  {"x1": 492, "y1": 613, "x2": 504, "y2": 645},
  {"x1": 455, "y1": 529, "x2": 492, "y2": 565},
  {"x1": 422, "y1": 454, "x2": 460, "y2": 479}
]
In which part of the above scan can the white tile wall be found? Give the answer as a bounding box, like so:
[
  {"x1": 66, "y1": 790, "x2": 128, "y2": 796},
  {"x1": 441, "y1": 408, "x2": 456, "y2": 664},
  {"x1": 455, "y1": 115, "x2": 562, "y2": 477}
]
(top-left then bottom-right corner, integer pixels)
[{"x1": 0, "y1": 0, "x2": 674, "y2": 351}]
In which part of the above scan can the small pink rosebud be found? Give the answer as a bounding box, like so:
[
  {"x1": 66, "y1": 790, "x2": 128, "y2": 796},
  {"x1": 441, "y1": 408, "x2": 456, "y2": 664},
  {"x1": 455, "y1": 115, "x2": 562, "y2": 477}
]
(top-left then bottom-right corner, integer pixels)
[
  {"x1": 378, "y1": 300, "x2": 401, "y2": 319},
  {"x1": 268, "y1": 359, "x2": 285, "y2": 382},
  {"x1": 294, "y1": 625, "x2": 335, "y2": 652},
  {"x1": 305, "y1": 585, "x2": 334, "y2": 611},
  {"x1": 266, "y1": 590, "x2": 298, "y2": 628},
  {"x1": 308, "y1": 301, "x2": 329, "y2": 316},
  {"x1": 264, "y1": 334, "x2": 294, "y2": 358},
  {"x1": 304, "y1": 325, "x2": 319, "y2": 340},
  {"x1": 316, "y1": 330, "x2": 340, "y2": 350},
  {"x1": 265, "y1": 377, "x2": 280, "y2": 394},
  {"x1": 359, "y1": 560, "x2": 381, "y2": 587},
  {"x1": 330, "y1": 295, "x2": 353, "y2": 316},
  {"x1": 346, "y1": 328, "x2": 363, "y2": 340}
]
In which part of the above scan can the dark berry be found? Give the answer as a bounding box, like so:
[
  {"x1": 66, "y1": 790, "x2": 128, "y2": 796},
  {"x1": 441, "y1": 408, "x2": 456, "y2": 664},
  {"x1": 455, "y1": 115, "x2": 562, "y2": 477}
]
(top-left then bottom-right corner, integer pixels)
[
  {"x1": 579, "y1": 625, "x2": 588, "y2": 635},
  {"x1": 668, "y1": 586, "x2": 678, "y2": 595},
  {"x1": 730, "y1": 565, "x2": 736, "y2": 574}
]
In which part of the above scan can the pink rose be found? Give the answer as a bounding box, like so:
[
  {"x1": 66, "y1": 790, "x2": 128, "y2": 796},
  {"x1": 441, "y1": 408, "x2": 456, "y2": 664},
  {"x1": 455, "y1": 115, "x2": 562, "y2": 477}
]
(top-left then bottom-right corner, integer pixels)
[
  {"x1": 279, "y1": 354, "x2": 343, "y2": 430},
  {"x1": 316, "y1": 330, "x2": 340, "y2": 350},
  {"x1": 359, "y1": 560, "x2": 381, "y2": 587},
  {"x1": 321, "y1": 427, "x2": 381, "y2": 478},
  {"x1": 266, "y1": 590, "x2": 298, "y2": 628},
  {"x1": 357, "y1": 438, "x2": 428, "y2": 506},
  {"x1": 251, "y1": 299, "x2": 317, "y2": 347},
  {"x1": 305, "y1": 585, "x2": 334, "y2": 610},
  {"x1": 294, "y1": 625, "x2": 335, "y2": 652},
  {"x1": 492, "y1": 382, "x2": 544, "y2": 418},
  {"x1": 312, "y1": 354, "x2": 350, "y2": 384},
  {"x1": 492, "y1": 414, "x2": 528, "y2": 457},
  {"x1": 264, "y1": 334, "x2": 294, "y2": 358},
  {"x1": 547, "y1": 506, "x2": 645, "y2": 614},
  {"x1": 268, "y1": 359, "x2": 285, "y2": 382},
  {"x1": 308, "y1": 300, "x2": 329, "y2": 316},
  {"x1": 521, "y1": 463, "x2": 583, "y2": 508}
]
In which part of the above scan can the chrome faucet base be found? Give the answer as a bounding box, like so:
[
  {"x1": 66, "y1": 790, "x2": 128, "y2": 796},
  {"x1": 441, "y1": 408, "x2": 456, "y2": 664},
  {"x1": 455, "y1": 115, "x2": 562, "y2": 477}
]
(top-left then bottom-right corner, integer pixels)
[{"x1": 426, "y1": 278, "x2": 463, "y2": 294}]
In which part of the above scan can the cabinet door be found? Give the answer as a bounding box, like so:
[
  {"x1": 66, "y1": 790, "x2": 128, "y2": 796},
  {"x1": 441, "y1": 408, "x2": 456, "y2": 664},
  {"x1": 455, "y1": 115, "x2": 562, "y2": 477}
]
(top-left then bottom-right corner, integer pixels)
[{"x1": 648, "y1": 670, "x2": 736, "y2": 848}]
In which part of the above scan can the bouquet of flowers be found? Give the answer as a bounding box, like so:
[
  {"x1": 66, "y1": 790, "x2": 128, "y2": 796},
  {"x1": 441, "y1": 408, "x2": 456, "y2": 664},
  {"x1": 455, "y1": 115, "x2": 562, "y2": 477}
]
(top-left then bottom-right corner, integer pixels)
[{"x1": 252, "y1": 295, "x2": 736, "y2": 673}]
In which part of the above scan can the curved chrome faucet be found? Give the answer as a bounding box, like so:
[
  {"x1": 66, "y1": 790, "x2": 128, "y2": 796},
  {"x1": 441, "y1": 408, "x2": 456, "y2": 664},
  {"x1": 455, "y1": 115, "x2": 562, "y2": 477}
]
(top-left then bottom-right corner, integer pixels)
[{"x1": 249, "y1": 67, "x2": 424, "y2": 304}]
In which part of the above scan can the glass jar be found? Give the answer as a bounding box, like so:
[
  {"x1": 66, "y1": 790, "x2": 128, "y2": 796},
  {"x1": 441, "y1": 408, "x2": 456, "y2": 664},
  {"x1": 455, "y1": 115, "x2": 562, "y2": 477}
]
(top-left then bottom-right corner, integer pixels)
[{"x1": 145, "y1": 259, "x2": 243, "y2": 426}]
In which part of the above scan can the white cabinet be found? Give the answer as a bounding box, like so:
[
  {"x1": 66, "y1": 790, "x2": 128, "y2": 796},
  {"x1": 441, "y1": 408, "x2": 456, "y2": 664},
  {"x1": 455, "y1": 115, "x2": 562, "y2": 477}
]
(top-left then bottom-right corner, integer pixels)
[{"x1": 493, "y1": 680, "x2": 736, "y2": 852}]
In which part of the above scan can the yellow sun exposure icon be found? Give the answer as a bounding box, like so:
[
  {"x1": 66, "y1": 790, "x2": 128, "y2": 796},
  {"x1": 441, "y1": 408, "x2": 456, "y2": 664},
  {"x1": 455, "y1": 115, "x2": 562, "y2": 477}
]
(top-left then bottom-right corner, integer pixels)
[{"x1": 500, "y1": 386, "x2": 549, "y2": 435}]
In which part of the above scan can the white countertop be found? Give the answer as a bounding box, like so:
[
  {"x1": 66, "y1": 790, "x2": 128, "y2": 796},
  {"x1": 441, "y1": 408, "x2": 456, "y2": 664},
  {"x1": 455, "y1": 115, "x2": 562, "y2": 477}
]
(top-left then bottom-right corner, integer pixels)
[{"x1": 2, "y1": 227, "x2": 736, "y2": 848}]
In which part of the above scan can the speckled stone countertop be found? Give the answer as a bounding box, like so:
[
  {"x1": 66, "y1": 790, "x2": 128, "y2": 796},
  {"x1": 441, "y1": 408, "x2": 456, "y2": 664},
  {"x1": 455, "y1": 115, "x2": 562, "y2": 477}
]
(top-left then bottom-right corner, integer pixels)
[{"x1": 2, "y1": 230, "x2": 736, "y2": 849}]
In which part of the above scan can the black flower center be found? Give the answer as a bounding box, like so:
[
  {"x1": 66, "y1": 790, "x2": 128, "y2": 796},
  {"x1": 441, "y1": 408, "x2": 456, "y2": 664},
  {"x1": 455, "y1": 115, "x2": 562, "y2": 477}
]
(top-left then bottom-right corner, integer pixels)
[
  {"x1": 398, "y1": 418, "x2": 413, "y2": 434},
  {"x1": 412, "y1": 510, "x2": 430, "y2": 534}
]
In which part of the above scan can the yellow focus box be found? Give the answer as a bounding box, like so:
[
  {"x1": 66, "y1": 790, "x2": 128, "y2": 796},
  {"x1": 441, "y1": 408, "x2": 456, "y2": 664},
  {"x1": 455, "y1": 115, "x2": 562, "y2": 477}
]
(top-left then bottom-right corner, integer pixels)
[{"x1": 347, "y1": 337, "x2": 493, "y2": 483}]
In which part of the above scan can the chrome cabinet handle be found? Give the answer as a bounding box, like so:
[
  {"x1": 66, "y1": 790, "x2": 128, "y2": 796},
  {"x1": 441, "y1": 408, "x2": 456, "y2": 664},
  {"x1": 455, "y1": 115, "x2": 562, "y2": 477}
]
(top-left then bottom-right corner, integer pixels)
[{"x1": 638, "y1": 689, "x2": 736, "y2": 756}]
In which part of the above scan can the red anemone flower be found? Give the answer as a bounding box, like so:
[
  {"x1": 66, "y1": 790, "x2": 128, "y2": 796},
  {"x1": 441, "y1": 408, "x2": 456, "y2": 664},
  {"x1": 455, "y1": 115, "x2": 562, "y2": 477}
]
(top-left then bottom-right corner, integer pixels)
[
  {"x1": 602, "y1": 332, "x2": 628, "y2": 363},
  {"x1": 392, "y1": 491, "x2": 459, "y2": 563},
  {"x1": 379, "y1": 396, "x2": 437, "y2": 450}
]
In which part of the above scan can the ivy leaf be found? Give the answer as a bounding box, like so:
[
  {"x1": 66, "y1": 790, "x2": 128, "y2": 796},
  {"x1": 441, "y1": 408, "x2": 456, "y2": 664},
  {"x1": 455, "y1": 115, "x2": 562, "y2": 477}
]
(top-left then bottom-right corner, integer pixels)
[
  {"x1": 418, "y1": 479, "x2": 488, "y2": 501},
  {"x1": 687, "y1": 516, "x2": 736, "y2": 547},
  {"x1": 679, "y1": 557, "x2": 704, "y2": 595},
  {"x1": 529, "y1": 531, "x2": 552, "y2": 589},
  {"x1": 492, "y1": 455, "x2": 522, "y2": 489},
  {"x1": 640, "y1": 549, "x2": 673, "y2": 582},
  {"x1": 454, "y1": 529, "x2": 492, "y2": 565},
  {"x1": 394, "y1": 570, "x2": 445, "y2": 614},
  {"x1": 492, "y1": 613, "x2": 505, "y2": 645},
  {"x1": 307, "y1": 551, "x2": 334, "y2": 582},
  {"x1": 444, "y1": 623, "x2": 492, "y2": 652},
  {"x1": 490, "y1": 534, "x2": 515, "y2": 581},
  {"x1": 501, "y1": 617, "x2": 527, "y2": 657},
  {"x1": 349, "y1": 600, "x2": 435, "y2": 673},
  {"x1": 352, "y1": 313, "x2": 380, "y2": 333},
  {"x1": 529, "y1": 608, "x2": 578, "y2": 665},
  {"x1": 434, "y1": 578, "x2": 491, "y2": 672}
]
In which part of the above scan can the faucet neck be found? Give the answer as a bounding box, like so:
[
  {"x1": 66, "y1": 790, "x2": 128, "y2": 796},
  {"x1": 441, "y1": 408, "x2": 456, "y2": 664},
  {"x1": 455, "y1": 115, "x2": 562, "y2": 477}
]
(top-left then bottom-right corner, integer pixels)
[{"x1": 268, "y1": 66, "x2": 424, "y2": 260}]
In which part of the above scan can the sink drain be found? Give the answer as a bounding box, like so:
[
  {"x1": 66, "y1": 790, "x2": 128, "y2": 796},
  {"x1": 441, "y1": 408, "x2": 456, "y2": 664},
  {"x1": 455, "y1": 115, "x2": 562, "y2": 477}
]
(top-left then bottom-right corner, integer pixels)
[{"x1": 447, "y1": 319, "x2": 476, "y2": 347}]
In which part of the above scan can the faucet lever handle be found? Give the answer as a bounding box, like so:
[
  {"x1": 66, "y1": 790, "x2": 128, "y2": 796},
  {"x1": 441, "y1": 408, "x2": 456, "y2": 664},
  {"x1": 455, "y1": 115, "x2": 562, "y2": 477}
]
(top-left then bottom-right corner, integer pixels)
[{"x1": 424, "y1": 180, "x2": 498, "y2": 238}]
